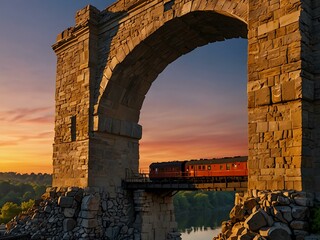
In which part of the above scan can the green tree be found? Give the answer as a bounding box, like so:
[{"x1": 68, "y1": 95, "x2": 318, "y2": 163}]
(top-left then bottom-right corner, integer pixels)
[
  {"x1": 21, "y1": 199, "x2": 34, "y2": 212},
  {"x1": 0, "y1": 202, "x2": 21, "y2": 224}
]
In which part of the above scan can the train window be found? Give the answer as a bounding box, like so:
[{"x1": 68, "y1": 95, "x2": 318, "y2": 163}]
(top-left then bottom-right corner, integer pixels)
[
  {"x1": 226, "y1": 164, "x2": 230, "y2": 170},
  {"x1": 202, "y1": 166, "x2": 206, "y2": 170},
  {"x1": 208, "y1": 165, "x2": 211, "y2": 170},
  {"x1": 220, "y1": 165, "x2": 223, "y2": 170},
  {"x1": 198, "y1": 166, "x2": 201, "y2": 170},
  {"x1": 233, "y1": 164, "x2": 237, "y2": 168},
  {"x1": 191, "y1": 166, "x2": 194, "y2": 170}
]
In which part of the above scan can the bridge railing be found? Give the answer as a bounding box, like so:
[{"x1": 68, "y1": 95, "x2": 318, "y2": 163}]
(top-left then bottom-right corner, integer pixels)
[{"x1": 124, "y1": 168, "x2": 150, "y2": 182}]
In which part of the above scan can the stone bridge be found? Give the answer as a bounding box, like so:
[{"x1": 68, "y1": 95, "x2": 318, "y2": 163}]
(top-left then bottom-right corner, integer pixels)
[{"x1": 51, "y1": 0, "x2": 320, "y2": 239}]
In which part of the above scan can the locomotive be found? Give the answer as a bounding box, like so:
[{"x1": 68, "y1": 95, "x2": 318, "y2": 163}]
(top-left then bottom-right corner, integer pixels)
[{"x1": 149, "y1": 156, "x2": 248, "y2": 182}]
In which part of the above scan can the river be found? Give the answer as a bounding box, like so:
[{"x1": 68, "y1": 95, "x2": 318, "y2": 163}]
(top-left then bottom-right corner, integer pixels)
[
  {"x1": 176, "y1": 206, "x2": 230, "y2": 240},
  {"x1": 181, "y1": 227, "x2": 221, "y2": 240}
]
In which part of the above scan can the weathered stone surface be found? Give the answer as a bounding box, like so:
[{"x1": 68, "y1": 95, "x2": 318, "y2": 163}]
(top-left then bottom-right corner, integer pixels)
[
  {"x1": 292, "y1": 206, "x2": 309, "y2": 220},
  {"x1": 262, "y1": 226, "x2": 292, "y2": 240},
  {"x1": 58, "y1": 196, "x2": 74, "y2": 208},
  {"x1": 213, "y1": 191, "x2": 314, "y2": 240},
  {"x1": 274, "y1": 206, "x2": 292, "y2": 222},
  {"x1": 244, "y1": 209, "x2": 268, "y2": 232},
  {"x1": 64, "y1": 208, "x2": 76, "y2": 218},
  {"x1": 81, "y1": 195, "x2": 100, "y2": 211},
  {"x1": 290, "y1": 221, "x2": 309, "y2": 231},
  {"x1": 294, "y1": 197, "x2": 313, "y2": 207},
  {"x1": 230, "y1": 205, "x2": 245, "y2": 222},
  {"x1": 63, "y1": 218, "x2": 76, "y2": 232}
]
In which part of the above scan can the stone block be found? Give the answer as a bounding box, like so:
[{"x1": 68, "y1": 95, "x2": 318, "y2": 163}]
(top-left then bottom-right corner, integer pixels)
[
  {"x1": 257, "y1": 122, "x2": 268, "y2": 133},
  {"x1": 63, "y1": 218, "x2": 76, "y2": 232},
  {"x1": 255, "y1": 88, "x2": 271, "y2": 106},
  {"x1": 282, "y1": 81, "x2": 296, "y2": 101},
  {"x1": 79, "y1": 210, "x2": 97, "y2": 219},
  {"x1": 244, "y1": 209, "x2": 268, "y2": 232},
  {"x1": 279, "y1": 11, "x2": 300, "y2": 27},
  {"x1": 81, "y1": 218, "x2": 98, "y2": 228},
  {"x1": 81, "y1": 195, "x2": 100, "y2": 211},
  {"x1": 290, "y1": 221, "x2": 309, "y2": 231},
  {"x1": 258, "y1": 20, "x2": 279, "y2": 36},
  {"x1": 58, "y1": 196, "x2": 74, "y2": 208},
  {"x1": 64, "y1": 208, "x2": 76, "y2": 218}
]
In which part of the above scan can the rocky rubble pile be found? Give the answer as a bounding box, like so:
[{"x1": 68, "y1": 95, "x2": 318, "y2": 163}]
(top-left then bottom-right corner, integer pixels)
[
  {"x1": 213, "y1": 190, "x2": 320, "y2": 240},
  {"x1": 5, "y1": 187, "x2": 138, "y2": 240}
]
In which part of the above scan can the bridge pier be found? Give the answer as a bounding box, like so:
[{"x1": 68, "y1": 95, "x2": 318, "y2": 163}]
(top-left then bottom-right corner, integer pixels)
[{"x1": 133, "y1": 190, "x2": 180, "y2": 240}]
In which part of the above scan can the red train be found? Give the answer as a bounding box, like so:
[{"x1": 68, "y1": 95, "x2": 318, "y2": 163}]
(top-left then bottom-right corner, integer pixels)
[{"x1": 149, "y1": 156, "x2": 248, "y2": 182}]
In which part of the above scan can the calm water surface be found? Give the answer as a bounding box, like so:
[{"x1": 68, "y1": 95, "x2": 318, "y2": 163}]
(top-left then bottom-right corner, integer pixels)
[{"x1": 181, "y1": 227, "x2": 221, "y2": 240}]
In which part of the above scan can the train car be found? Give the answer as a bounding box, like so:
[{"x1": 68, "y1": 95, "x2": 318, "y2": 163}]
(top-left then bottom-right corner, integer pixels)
[
  {"x1": 185, "y1": 156, "x2": 248, "y2": 179},
  {"x1": 149, "y1": 161, "x2": 187, "y2": 180}
]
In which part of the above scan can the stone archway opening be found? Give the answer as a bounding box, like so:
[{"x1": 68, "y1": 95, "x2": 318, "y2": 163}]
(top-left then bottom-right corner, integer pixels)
[
  {"x1": 138, "y1": 38, "x2": 248, "y2": 172},
  {"x1": 93, "y1": 10, "x2": 248, "y2": 188}
]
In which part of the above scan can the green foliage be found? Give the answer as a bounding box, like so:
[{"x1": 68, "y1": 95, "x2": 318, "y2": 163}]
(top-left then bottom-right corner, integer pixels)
[
  {"x1": 173, "y1": 191, "x2": 235, "y2": 230},
  {"x1": 21, "y1": 199, "x2": 35, "y2": 212},
  {"x1": 0, "y1": 202, "x2": 21, "y2": 223},
  {"x1": 0, "y1": 172, "x2": 51, "y2": 224},
  {"x1": 311, "y1": 207, "x2": 320, "y2": 233},
  {"x1": 0, "y1": 172, "x2": 51, "y2": 185}
]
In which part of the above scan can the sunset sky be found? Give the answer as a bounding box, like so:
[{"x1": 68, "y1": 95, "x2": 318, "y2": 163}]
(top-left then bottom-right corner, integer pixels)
[{"x1": 0, "y1": 1, "x2": 248, "y2": 173}]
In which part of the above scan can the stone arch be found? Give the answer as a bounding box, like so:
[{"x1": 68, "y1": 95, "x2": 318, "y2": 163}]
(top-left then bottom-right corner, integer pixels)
[
  {"x1": 87, "y1": 1, "x2": 248, "y2": 190},
  {"x1": 95, "y1": 0, "x2": 248, "y2": 120}
]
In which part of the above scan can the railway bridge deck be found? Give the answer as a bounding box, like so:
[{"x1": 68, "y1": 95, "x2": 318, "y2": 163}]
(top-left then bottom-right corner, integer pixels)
[{"x1": 122, "y1": 173, "x2": 247, "y2": 191}]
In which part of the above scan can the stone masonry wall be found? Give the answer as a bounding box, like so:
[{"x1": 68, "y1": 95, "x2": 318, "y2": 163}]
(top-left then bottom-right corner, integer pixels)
[
  {"x1": 247, "y1": 0, "x2": 316, "y2": 191},
  {"x1": 52, "y1": 6, "x2": 100, "y2": 188},
  {"x1": 5, "y1": 188, "x2": 180, "y2": 240}
]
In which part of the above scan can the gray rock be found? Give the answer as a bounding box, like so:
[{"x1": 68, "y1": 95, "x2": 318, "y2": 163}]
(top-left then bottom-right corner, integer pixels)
[
  {"x1": 260, "y1": 226, "x2": 292, "y2": 240},
  {"x1": 79, "y1": 210, "x2": 97, "y2": 219},
  {"x1": 290, "y1": 220, "x2": 309, "y2": 231},
  {"x1": 244, "y1": 209, "x2": 268, "y2": 232},
  {"x1": 81, "y1": 195, "x2": 100, "y2": 211},
  {"x1": 273, "y1": 222, "x2": 292, "y2": 235},
  {"x1": 58, "y1": 196, "x2": 74, "y2": 208},
  {"x1": 294, "y1": 197, "x2": 313, "y2": 207},
  {"x1": 275, "y1": 206, "x2": 292, "y2": 222},
  {"x1": 244, "y1": 198, "x2": 259, "y2": 213},
  {"x1": 63, "y1": 218, "x2": 76, "y2": 232},
  {"x1": 44, "y1": 205, "x2": 52, "y2": 213},
  {"x1": 63, "y1": 208, "x2": 75, "y2": 218},
  {"x1": 277, "y1": 196, "x2": 290, "y2": 205},
  {"x1": 81, "y1": 219, "x2": 98, "y2": 228},
  {"x1": 230, "y1": 204, "x2": 245, "y2": 222},
  {"x1": 291, "y1": 206, "x2": 309, "y2": 220}
]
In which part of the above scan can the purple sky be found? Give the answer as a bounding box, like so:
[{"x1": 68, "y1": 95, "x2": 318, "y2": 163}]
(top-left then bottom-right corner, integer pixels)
[{"x1": 0, "y1": 1, "x2": 247, "y2": 173}]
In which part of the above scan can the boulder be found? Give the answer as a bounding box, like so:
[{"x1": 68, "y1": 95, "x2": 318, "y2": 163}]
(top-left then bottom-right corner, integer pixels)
[
  {"x1": 81, "y1": 195, "x2": 100, "y2": 211},
  {"x1": 244, "y1": 198, "x2": 259, "y2": 213},
  {"x1": 291, "y1": 206, "x2": 309, "y2": 220},
  {"x1": 63, "y1": 218, "x2": 76, "y2": 232},
  {"x1": 277, "y1": 196, "x2": 290, "y2": 205},
  {"x1": 244, "y1": 209, "x2": 268, "y2": 232},
  {"x1": 230, "y1": 205, "x2": 245, "y2": 222},
  {"x1": 58, "y1": 196, "x2": 74, "y2": 208},
  {"x1": 290, "y1": 220, "x2": 309, "y2": 231},
  {"x1": 231, "y1": 222, "x2": 245, "y2": 235},
  {"x1": 81, "y1": 219, "x2": 98, "y2": 228},
  {"x1": 63, "y1": 208, "x2": 76, "y2": 218},
  {"x1": 294, "y1": 197, "x2": 313, "y2": 207},
  {"x1": 274, "y1": 206, "x2": 292, "y2": 222},
  {"x1": 260, "y1": 226, "x2": 292, "y2": 240}
]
